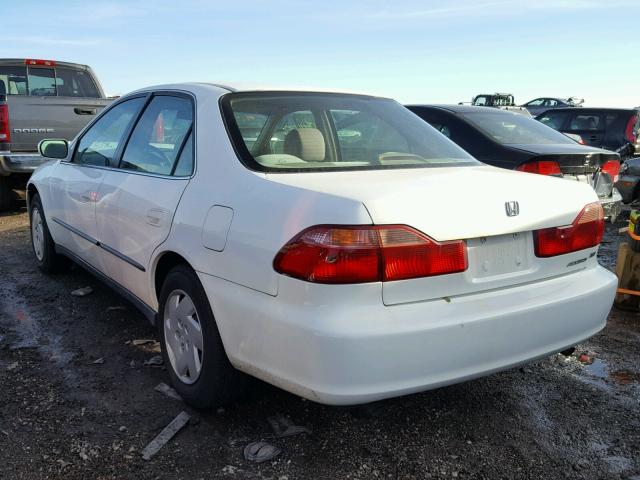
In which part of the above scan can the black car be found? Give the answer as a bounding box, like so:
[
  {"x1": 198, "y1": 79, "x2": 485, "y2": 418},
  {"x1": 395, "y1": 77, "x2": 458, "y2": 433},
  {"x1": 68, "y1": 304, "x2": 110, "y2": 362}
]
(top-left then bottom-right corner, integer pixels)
[
  {"x1": 406, "y1": 105, "x2": 622, "y2": 220},
  {"x1": 535, "y1": 107, "x2": 639, "y2": 155}
]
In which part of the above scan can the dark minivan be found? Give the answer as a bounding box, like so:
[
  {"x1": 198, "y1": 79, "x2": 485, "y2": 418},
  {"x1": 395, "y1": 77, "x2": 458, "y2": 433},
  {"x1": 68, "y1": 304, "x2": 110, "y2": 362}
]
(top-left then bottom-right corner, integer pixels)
[
  {"x1": 407, "y1": 104, "x2": 622, "y2": 221},
  {"x1": 535, "y1": 107, "x2": 640, "y2": 156}
]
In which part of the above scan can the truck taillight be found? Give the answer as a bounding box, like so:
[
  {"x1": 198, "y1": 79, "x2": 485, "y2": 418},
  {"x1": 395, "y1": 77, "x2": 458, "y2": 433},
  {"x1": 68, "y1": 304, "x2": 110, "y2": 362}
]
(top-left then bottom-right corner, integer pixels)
[
  {"x1": 24, "y1": 59, "x2": 56, "y2": 66},
  {"x1": 273, "y1": 225, "x2": 467, "y2": 284},
  {"x1": 534, "y1": 202, "x2": 604, "y2": 258},
  {"x1": 515, "y1": 160, "x2": 561, "y2": 176},
  {"x1": 601, "y1": 160, "x2": 620, "y2": 182},
  {"x1": 0, "y1": 104, "x2": 9, "y2": 143}
]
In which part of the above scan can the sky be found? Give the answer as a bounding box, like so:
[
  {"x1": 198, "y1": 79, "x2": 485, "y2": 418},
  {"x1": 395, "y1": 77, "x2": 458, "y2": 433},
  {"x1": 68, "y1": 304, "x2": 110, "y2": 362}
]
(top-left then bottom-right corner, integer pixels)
[{"x1": 3, "y1": 0, "x2": 640, "y2": 107}]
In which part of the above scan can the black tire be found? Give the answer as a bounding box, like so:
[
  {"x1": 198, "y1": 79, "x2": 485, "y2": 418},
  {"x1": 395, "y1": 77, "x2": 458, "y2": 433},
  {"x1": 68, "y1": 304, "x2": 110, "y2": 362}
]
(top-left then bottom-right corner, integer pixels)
[
  {"x1": 158, "y1": 264, "x2": 249, "y2": 408},
  {"x1": 29, "y1": 193, "x2": 70, "y2": 273},
  {"x1": 0, "y1": 176, "x2": 15, "y2": 211}
]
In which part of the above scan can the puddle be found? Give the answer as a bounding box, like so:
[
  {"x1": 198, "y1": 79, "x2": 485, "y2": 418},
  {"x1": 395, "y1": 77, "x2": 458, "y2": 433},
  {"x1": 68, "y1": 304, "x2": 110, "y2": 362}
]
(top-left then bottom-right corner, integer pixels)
[
  {"x1": 584, "y1": 358, "x2": 640, "y2": 386},
  {"x1": 0, "y1": 283, "x2": 77, "y2": 384}
]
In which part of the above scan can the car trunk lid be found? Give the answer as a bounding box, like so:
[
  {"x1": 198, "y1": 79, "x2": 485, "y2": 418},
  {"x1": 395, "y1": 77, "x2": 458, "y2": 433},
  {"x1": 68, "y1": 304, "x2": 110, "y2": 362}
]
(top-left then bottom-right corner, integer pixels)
[
  {"x1": 510, "y1": 144, "x2": 620, "y2": 198},
  {"x1": 267, "y1": 165, "x2": 600, "y2": 304}
]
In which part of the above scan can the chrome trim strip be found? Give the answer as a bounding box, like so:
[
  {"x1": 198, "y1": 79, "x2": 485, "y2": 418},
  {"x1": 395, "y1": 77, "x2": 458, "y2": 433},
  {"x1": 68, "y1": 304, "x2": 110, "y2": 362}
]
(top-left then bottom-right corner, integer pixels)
[
  {"x1": 51, "y1": 216, "x2": 146, "y2": 272},
  {"x1": 51, "y1": 216, "x2": 98, "y2": 245},
  {"x1": 99, "y1": 242, "x2": 146, "y2": 272}
]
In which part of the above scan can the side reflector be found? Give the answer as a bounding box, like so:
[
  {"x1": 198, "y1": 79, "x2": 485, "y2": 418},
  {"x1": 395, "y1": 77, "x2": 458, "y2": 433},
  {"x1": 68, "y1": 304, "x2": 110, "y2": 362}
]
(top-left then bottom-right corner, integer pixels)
[
  {"x1": 273, "y1": 225, "x2": 467, "y2": 284},
  {"x1": 534, "y1": 202, "x2": 604, "y2": 258},
  {"x1": 516, "y1": 160, "x2": 562, "y2": 176}
]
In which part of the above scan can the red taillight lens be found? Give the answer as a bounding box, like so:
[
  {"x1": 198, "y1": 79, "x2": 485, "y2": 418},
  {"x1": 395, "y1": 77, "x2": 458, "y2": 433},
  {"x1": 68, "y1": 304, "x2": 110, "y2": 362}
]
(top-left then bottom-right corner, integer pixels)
[
  {"x1": 601, "y1": 160, "x2": 620, "y2": 182},
  {"x1": 534, "y1": 202, "x2": 604, "y2": 258},
  {"x1": 273, "y1": 225, "x2": 467, "y2": 284},
  {"x1": 624, "y1": 115, "x2": 637, "y2": 144},
  {"x1": 0, "y1": 104, "x2": 9, "y2": 143},
  {"x1": 516, "y1": 160, "x2": 562, "y2": 175}
]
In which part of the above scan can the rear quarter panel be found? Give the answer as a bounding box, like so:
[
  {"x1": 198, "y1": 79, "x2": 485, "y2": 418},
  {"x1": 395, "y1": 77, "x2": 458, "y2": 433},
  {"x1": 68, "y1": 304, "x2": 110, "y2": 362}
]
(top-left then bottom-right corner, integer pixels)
[{"x1": 154, "y1": 93, "x2": 373, "y2": 301}]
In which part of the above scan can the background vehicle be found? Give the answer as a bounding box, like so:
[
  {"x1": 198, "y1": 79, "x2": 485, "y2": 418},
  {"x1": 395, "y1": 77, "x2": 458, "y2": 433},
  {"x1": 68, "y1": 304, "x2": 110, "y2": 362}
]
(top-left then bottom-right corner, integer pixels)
[
  {"x1": 407, "y1": 105, "x2": 623, "y2": 221},
  {"x1": 461, "y1": 93, "x2": 530, "y2": 116},
  {"x1": 535, "y1": 107, "x2": 640, "y2": 156},
  {"x1": 613, "y1": 143, "x2": 640, "y2": 203},
  {"x1": 28, "y1": 84, "x2": 616, "y2": 408},
  {"x1": 0, "y1": 58, "x2": 110, "y2": 209},
  {"x1": 521, "y1": 97, "x2": 583, "y2": 116}
]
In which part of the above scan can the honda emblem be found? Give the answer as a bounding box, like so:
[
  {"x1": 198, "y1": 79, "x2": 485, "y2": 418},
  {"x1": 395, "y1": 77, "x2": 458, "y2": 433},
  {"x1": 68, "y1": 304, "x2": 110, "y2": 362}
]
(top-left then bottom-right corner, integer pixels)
[{"x1": 505, "y1": 201, "x2": 519, "y2": 217}]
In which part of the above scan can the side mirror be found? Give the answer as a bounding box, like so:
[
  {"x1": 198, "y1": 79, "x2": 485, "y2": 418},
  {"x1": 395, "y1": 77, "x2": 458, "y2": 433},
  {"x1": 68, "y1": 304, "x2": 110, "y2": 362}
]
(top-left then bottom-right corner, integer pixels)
[{"x1": 38, "y1": 139, "x2": 69, "y2": 159}]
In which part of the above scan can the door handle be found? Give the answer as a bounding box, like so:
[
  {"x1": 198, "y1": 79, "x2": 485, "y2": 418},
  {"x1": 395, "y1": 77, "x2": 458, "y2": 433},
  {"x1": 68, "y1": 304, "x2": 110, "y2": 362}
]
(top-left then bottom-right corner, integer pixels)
[
  {"x1": 74, "y1": 107, "x2": 97, "y2": 115},
  {"x1": 146, "y1": 208, "x2": 169, "y2": 227}
]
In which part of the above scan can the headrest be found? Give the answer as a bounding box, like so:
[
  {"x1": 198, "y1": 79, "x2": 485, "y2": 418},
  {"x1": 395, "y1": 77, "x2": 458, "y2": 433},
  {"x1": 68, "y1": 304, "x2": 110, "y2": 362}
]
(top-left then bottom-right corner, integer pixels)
[{"x1": 283, "y1": 128, "x2": 326, "y2": 162}]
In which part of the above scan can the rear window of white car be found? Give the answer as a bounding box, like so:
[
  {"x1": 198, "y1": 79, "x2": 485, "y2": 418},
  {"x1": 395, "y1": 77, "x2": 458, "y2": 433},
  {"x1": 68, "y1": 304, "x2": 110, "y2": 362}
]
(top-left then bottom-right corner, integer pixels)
[{"x1": 221, "y1": 92, "x2": 478, "y2": 172}]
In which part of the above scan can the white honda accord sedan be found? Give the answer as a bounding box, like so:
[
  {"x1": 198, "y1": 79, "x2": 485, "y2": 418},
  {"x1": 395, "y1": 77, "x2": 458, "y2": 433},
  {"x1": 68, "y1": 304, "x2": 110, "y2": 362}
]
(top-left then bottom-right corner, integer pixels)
[{"x1": 27, "y1": 83, "x2": 617, "y2": 407}]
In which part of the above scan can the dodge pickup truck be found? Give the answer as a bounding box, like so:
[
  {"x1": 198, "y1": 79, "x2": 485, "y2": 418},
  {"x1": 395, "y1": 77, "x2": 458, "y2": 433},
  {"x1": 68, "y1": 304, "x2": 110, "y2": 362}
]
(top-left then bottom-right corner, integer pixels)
[{"x1": 0, "y1": 59, "x2": 111, "y2": 209}]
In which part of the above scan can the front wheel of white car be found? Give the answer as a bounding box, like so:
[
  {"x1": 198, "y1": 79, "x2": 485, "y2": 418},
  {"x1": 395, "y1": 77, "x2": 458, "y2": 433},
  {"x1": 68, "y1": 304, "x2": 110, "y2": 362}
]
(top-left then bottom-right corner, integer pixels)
[
  {"x1": 29, "y1": 194, "x2": 70, "y2": 274},
  {"x1": 158, "y1": 265, "x2": 249, "y2": 408}
]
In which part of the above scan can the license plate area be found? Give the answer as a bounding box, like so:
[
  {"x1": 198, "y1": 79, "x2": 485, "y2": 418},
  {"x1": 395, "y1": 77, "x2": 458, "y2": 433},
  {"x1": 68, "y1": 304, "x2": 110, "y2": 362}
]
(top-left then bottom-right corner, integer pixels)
[{"x1": 468, "y1": 232, "x2": 530, "y2": 279}]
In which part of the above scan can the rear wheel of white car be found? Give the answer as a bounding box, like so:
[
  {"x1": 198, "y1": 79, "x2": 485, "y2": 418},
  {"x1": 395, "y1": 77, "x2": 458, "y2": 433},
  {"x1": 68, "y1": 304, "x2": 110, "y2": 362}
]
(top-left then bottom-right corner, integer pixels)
[
  {"x1": 158, "y1": 265, "x2": 249, "y2": 408},
  {"x1": 29, "y1": 193, "x2": 70, "y2": 274}
]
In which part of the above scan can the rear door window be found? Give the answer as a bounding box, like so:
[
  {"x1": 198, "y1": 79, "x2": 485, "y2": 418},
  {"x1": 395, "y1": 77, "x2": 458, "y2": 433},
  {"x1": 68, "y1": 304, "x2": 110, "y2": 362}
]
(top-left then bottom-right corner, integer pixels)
[
  {"x1": 28, "y1": 68, "x2": 56, "y2": 96},
  {"x1": 0, "y1": 66, "x2": 27, "y2": 95},
  {"x1": 74, "y1": 97, "x2": 145, "y2": 166},
  {"x1": 55, "y1": 68, "x2": 100, "y2": 98},
  {"x1": 537, "y1": 111, "x2": 570, "y2": 130},
  {"x1": 120, "y1": 95, "x2": 194, "y2": 175},
  {"x1": 568, "y1": 113, "x2": 602, "y2": 131}
]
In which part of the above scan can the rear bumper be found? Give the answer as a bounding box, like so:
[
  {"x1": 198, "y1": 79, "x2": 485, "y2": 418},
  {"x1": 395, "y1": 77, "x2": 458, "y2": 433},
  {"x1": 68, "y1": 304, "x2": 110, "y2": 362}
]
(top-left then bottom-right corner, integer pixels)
[
  {"x1": 599, "y1": 188, "x2": 622, "y2": 219},
  {"x1": 0, "y1": 152, "x2": 46, "y2": 175},
  {"x1": 200, "y1": 265, "x2": 617, "y2": 405}
]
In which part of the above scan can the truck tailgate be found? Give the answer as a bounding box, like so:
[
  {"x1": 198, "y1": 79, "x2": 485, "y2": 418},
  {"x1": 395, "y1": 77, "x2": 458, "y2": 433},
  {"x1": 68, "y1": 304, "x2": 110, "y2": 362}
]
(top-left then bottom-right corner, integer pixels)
[{"x1": 7, "y1": 95, "x2": 109, "y2": 152}]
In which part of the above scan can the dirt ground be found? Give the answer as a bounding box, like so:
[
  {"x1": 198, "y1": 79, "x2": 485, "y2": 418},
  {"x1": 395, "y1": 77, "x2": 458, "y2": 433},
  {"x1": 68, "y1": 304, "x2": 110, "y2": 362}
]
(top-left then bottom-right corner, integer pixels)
[{"x1": 0, "y1": 206, "x2": 639, "y2": 480}]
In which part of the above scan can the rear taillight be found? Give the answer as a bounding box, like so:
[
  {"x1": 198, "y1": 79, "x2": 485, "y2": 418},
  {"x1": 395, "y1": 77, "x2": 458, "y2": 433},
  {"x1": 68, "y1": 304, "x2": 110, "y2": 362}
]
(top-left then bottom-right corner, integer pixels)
[
  {"x1": 624, "y1": 115, "x2": 637, "y2": 144},
  {"x1": 534, "y1": 202, "x2": 604, "y2": 258},
  {"x1": 273, "y1": 225, "x2": 467, "y2": 284},
  {"x1": 516, "y1": 160, "x2": 562, "y2": 175},
  {"x1": 601, "y1": 160, "x2": 620, "y2": 182},
  {"x1": 0, "y1": 104, "x2": 9, "y2": 143}
]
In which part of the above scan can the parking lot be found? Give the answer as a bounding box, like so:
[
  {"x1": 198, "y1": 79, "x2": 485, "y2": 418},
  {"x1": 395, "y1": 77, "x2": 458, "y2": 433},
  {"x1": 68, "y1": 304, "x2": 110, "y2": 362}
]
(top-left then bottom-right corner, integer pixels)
[{"x1": 0, "y1": 206, "x2": 638, "y2": 480}]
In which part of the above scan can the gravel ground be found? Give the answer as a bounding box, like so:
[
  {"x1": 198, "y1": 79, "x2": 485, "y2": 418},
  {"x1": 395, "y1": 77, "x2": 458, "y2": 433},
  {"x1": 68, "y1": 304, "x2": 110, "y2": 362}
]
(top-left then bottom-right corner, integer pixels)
[{"x1": 0, "y1": 206, "x2": 639, "y2": 480}]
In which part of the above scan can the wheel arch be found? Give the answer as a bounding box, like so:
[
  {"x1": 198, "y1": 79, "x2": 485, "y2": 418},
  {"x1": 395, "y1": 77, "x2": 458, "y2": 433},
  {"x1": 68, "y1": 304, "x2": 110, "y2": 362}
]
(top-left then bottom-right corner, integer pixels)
[
  {"x1": 153, "y1": 250, "x2": 196, "y2": 302},
  {"x1": 26, "y1": 183, "x2": 39, "y2": 208}
]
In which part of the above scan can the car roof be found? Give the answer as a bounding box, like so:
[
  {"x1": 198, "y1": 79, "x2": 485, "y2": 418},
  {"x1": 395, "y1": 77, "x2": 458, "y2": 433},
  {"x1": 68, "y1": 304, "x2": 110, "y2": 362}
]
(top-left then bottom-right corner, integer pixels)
[
  {"x1": 406, "y1": 104, "x2": 517, "y2": 115},
  {"x1": 540, "y1": 107, "x2": 638, "y2": 113},
  {"x1": 0, "y1": 58, "x2": 92, "y2": 70},
  {"x1": 126, "y1": 82, "x2": 389, "y2": 100}
]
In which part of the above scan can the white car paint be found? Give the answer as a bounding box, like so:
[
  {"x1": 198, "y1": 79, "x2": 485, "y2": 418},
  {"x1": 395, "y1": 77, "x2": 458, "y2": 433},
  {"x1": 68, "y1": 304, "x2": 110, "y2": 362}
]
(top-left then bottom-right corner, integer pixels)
[{"x1": 28, "y1": 83, "x2": 617, "y2": 405}]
